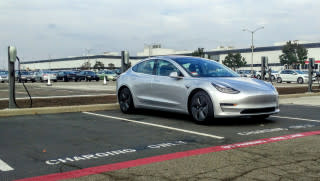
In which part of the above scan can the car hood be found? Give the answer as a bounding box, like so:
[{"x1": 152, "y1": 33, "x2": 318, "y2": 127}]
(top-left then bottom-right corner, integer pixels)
[{"x1": 201, "y1": 77, "x2": 276, "y2": 93}]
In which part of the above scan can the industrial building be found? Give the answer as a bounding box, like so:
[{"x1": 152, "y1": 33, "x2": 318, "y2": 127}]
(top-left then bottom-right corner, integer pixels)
[{"x1": 21, "y1": 42, "x2": 320, "y2": 71}]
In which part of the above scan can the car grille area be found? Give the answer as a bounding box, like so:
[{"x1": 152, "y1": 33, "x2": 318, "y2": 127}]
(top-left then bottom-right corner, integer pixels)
[{"x1": 240, "y1": 107, "x2": 276, "y2": 114}]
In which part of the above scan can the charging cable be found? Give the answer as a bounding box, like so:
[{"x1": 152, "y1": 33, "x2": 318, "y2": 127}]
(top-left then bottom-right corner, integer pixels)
[{"x1": 15, "y1": 56, "x2": 33, "y2": 108}]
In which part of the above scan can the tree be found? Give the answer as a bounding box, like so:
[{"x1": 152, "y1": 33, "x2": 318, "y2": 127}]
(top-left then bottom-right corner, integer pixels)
[
  {"x1": 191, "y1": 48, "x2": 205, "y2": 58},
  {"x1": 279, "y1": 41, "x2": 308, "y2": 68},
  {"x1": 108, "y1": 63, "x2": 115, "y2": 68},
  {"x1": 80, "y1": 61, "x2": 91, "y2": 70},
  {"x1": 93, "y1": 61, "x2": 105, "y2": 70},
  {"x1": 222, "y1": 52, "x2": 247, "y2": 70}
]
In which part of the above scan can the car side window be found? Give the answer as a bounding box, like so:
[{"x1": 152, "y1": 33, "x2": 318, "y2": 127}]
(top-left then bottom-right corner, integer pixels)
[
  {"x1": 132, "y1": 59, "x2": 156, "y2": 75},
  {"x1": 156, "y1": 59, "x2": 180, "y2": 76}
]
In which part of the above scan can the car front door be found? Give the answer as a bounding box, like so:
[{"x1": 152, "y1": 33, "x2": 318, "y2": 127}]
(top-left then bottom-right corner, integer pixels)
[{"x1": 151, "y1": 59, "x2": 188, "y2": 112}]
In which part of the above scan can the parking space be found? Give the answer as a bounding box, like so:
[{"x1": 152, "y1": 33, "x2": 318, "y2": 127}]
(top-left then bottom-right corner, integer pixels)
[{"x1": 0, "y1": 104, "x2": 320, "y2": 180}]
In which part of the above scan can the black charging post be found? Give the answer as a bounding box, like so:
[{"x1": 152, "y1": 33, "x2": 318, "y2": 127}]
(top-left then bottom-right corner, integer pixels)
[
  {"x1": 8, "y1": 46, "x2": 18, "y2": 109},
  {"x1": 261, "y1": 56, "x2": 268, "y2": 80},
  {"x1": 308, "y1": 58, "x2": 315, "y2": 93},
  {"x1": 121, "y1": 51, "x2": 130, "y2": 73}
]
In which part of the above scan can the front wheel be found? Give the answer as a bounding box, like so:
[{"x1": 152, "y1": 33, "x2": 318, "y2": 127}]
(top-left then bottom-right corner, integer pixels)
[
  {"x1": 257, "y1": 75, "x2": 261, "y2": 80},
  {"x1": 118, "y1": 87, "x2": 135, "y2": 114},
  {"x1": 190, "y1": 91, "x2": 214, "y2": 123}
]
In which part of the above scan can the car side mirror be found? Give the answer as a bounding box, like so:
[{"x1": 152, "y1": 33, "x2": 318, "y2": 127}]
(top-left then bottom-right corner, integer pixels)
[{"x1": 169, "y1": 72, "x2": 183, "y2": 79}]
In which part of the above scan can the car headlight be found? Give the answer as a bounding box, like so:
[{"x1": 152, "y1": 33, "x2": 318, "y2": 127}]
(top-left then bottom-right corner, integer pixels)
[{"x1": 211, "y1": 83, "x2": 240, "y2": 94}]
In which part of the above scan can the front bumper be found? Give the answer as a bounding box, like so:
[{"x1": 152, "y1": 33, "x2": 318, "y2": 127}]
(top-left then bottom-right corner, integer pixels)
[{"x1": 210, "y1": 90, "x2": 279, "y2": 118}]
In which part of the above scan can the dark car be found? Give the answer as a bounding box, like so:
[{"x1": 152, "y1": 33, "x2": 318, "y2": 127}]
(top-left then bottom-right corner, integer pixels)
[
  {"x1": 57, "y1": 71, "x2": 77, "y2": 82},
  {"x1": 17, "y1": 71, "x2": 35, "y2": 83},
  {"x1": 75, "y1": 71, "x2": 100, "y2": 82}
]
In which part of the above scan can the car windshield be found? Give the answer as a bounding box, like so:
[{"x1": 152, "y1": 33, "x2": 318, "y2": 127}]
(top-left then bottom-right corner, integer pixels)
[
  {"x1": 20, "y1": 72, "x2": 30, "y2": 75},
  {"x1": 172, "y1": 57, "x2": 239, "y2": 77}
]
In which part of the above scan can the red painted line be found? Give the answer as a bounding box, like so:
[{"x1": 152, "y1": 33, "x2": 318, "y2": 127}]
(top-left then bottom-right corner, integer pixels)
[{"x1": 15, "y1": 130, "x2": 320, "y2": 181}]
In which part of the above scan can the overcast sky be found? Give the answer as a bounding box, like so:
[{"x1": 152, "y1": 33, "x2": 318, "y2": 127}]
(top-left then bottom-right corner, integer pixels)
[{"x1": 1, "y1": 0, "x2": 320, "y2": 65}]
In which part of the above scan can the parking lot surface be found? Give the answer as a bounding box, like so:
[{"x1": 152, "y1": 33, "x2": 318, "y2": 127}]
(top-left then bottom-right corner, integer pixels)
[{"x1": 0, "y1": 103, "x2": 320, "y2": 180}]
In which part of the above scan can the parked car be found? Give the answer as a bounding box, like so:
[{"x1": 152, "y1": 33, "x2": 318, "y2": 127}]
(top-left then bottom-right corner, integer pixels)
[
  {"x1": 0, "y1": 71, "x2": 8, "y2": 83},
  {"x1": 97, "y1": 70, "x2": 117, "y2": 81},
  {"x1": 237, "y1": 70, "x2": 256, "y2": 78},
  {"x1": 17, "y1": 71, "x2": 36, "y2": 83},
  {"x1": 75, "y1": 71, "x2": 100, "y2": 81},
  {"x1": 256, "y1": 70, "x2": 279, "y2": 81},
  {"x1": 57, "y1": 71, "x2": 77, "y2": 82},
  {"x1": 117, "y1": 56, "x2": 279, "y2": 123},
  {"x1": 35, "y1": 70, "x2": 57, "y2": 82},
  {"x1": 277, "y1": 70, "x2": 315, "y2": 84}
]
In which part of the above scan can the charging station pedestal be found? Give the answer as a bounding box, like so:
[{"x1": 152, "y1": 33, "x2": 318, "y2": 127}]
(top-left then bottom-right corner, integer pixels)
[
  {"x1": 8, "y1": 46, "x2": 18, "y2": 109},
  {"x1": 308, "y1": 58, "x2": 315, "y2": 93},
  {"x1": 261, "y1": 56, "x2": 268, "y2": 80},
  {"x1": 121, "y1": 51, "x2": 130, "y2": 73}
]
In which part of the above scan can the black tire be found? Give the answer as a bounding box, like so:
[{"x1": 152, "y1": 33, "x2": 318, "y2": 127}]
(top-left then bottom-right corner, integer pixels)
[
  {"x1": 63, "y1": 77, "x2": 66, "y2": 82},
  {"x1": 257, "y1": 75, "x2": 261, "y2": 80},
  {"x1": 297, "y1": 77, "x2": 303, "y2": 84},
  {"x1": 252, "y1": 114, "x2": 270, "y2": 119},
  {"x1": 277, "y1": 77, "x2": 282, "y2": 83},
  {"x1": 40, "y1": 78, "x2": 44, "y2": 82},
  {"x1": 190, "y1": 91, "x2": 214, "y2": 123},
  {"x1": 118, "y1": 87, "x2": 135, "y2": 114},
  {"x1": 271, "y1": 75, "x2": 275, "y2": 81}
]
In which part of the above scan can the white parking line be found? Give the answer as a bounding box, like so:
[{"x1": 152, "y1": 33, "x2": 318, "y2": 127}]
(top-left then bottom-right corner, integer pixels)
[
  {"x1": 0, "y1": 159, "x2": 14, "y2": 171},
  {"x1": 271, "y1": 115, "x2": 320, "y2": 123},
  {"x1": 82, "y1": 112, "x2": 224, "y2": 139}
]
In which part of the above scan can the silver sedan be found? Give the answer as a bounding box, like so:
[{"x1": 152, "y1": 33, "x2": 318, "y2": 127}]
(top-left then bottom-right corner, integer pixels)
[{"x1": 116, "y1": 56, "x2": 279, "y2": 123}]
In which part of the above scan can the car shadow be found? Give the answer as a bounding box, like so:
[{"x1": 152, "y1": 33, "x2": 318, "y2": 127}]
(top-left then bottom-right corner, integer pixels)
[{"x1": 132, "y1": 109, "x2": 275, "y2": 127}]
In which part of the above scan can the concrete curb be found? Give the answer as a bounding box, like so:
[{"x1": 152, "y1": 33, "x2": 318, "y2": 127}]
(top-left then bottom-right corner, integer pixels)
[
  {"x1": 279, "y1": 92, "x2": 320, "y2": 99},
  {"x1": 0, "y1": 103, "x2": 119, "y2": 117}
]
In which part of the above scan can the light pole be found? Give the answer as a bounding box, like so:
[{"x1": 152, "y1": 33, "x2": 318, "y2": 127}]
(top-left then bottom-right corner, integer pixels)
[
  {"x1": 243, "y1": 26, "x2": 264, "y2": 74},
  {"x1": 85, "y1": 48, "x2": 93, "y2": 70}
]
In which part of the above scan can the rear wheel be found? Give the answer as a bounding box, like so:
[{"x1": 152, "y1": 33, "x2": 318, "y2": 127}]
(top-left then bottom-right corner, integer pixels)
[
  {"x1": 277, "y1": 77, "x2": 282, "y2": 83},
  {"x1": 297, "y1": 77, "x2": 304, "y2": 84},
  {"x1": 118, "y1": 87, "x2": 135, "y2": 114},
  {"x1": 190, "y1": 91, "x2": 214, "y2": 123}
]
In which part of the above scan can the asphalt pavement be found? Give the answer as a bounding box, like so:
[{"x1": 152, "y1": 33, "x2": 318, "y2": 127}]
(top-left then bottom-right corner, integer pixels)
[{"x1": 0, "y1": 100, "x2": 319, "y2": 180}]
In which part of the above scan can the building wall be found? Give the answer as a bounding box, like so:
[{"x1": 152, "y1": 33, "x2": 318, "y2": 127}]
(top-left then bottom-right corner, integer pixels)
[{"x1": 21, "y1": 43, "x2": 320, "y2": 71}]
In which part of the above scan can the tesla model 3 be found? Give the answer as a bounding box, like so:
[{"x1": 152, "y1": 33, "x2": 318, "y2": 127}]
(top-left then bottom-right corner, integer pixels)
[{"x1": 116, "y1": 56, "x2": 279, "y2": 123}]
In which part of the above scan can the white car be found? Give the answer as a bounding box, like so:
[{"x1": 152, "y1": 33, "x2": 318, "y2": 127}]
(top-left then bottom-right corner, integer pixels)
[
  {"x1": 256, "y1": 70, "x2": 279, "y2": 81},
  {"x1": 0, "y1": 71, "x2": 8, "y2": 83},
  {"x1": 277, "y1": 70, "x2": 315, "y2": 84}
]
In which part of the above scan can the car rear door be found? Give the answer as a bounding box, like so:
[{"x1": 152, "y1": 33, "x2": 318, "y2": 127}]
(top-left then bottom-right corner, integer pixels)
[
  {"x1": 151, "y1": 59, "x2": 188, "y2": 112},
  {"x1": 130, "y1": 59, "x2": 156, "y2": 106}
]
